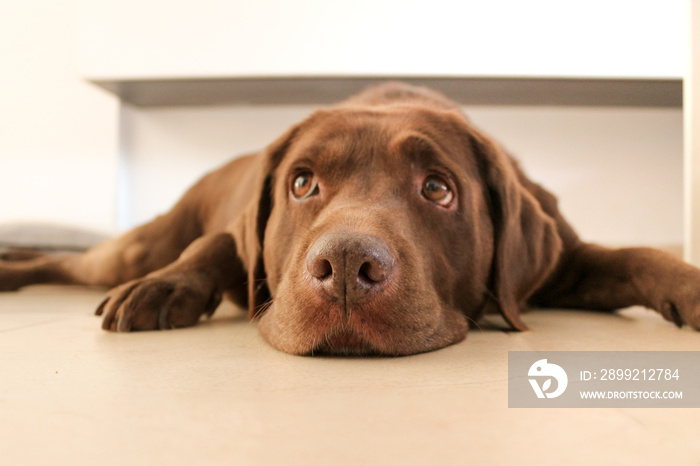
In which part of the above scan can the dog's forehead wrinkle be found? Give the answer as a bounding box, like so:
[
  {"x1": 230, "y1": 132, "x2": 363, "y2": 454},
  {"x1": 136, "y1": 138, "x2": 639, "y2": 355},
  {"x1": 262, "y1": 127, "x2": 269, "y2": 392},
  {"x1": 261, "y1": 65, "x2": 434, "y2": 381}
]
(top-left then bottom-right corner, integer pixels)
[
  {"x1": 295, "y1": 106, "x2": 457, "y2": 165},
  {"x1": 300, "y1": 128, "x2": 388, "y2": 172}
]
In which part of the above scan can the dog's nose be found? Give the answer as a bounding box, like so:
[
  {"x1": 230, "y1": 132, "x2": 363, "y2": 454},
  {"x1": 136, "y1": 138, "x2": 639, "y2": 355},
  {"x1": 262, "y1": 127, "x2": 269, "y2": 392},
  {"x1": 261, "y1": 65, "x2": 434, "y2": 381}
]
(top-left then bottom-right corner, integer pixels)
[{"x1": 306, "y1": 233, "x2": 395, "y2": 303}]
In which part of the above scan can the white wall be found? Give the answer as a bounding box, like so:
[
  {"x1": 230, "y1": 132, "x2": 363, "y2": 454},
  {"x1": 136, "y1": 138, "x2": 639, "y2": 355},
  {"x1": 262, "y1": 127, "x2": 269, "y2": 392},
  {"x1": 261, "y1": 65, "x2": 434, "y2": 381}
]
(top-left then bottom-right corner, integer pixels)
[
  {"x1": 120, "y1": 104, "x2": 682, "y2": 248},
  {"x1": 81, "y1": 0, "x2": 685, "y2": 79},
  {"x1": 0, "y1": 0, "x2": 119, "y2": 233},
  {"x1": 685, "y1": 0, "x2": 700, "y2": 264}
]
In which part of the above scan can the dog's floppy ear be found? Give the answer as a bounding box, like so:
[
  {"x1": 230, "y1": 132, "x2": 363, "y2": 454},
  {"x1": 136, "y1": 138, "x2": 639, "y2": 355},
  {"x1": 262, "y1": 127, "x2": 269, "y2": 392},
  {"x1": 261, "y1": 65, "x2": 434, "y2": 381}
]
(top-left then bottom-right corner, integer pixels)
[
  {"x1": 470, "y1": 128, "x2": 563, "y2": 331},
  {"x1": 232, "y1": 125, "x2": 301, "y2": 319}
]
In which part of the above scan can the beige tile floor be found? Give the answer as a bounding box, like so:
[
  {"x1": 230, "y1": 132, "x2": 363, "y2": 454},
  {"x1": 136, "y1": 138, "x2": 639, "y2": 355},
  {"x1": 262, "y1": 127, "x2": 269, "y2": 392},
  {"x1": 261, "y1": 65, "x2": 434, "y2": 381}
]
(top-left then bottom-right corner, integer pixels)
[{"x1": 1, "y1": 285, "x2": 699, "y2": 466}]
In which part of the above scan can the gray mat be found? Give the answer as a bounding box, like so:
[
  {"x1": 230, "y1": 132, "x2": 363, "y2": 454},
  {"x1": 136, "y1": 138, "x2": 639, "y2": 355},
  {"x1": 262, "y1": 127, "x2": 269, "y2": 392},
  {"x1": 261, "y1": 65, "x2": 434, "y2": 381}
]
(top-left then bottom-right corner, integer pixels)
[{"x1": 0, "y1": 222, "x2": 110, "y2": 252}]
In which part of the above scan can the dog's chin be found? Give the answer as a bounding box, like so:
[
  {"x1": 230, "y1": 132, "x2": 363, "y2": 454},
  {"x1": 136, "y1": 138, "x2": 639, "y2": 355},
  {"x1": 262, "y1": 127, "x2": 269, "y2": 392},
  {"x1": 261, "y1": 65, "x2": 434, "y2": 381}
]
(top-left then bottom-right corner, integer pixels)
[
  {"x1": 258, "y1": 293, "x2": 470, "y2": 357},
  {"x1": 309, "y1": 329, "x2": 383, "y2": 357}
]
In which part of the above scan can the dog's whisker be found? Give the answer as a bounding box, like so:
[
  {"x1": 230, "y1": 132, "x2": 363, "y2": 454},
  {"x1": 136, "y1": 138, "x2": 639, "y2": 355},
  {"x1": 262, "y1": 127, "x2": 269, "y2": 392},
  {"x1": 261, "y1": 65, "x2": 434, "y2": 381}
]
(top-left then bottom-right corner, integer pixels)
[
  {"x1": 251, "y1": 297, "x2": 274, "y2": 320},
  {"x1": 466, "y1": 315, "x2": 484, "y2": 331}
]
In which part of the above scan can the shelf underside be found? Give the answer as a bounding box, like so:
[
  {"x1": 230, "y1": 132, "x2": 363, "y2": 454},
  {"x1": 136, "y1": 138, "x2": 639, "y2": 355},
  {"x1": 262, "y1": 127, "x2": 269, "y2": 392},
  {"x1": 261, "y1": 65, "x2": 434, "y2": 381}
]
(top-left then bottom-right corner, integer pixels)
[{"x1": 91, "y1": 76, "x2": 682, "y2": 107}]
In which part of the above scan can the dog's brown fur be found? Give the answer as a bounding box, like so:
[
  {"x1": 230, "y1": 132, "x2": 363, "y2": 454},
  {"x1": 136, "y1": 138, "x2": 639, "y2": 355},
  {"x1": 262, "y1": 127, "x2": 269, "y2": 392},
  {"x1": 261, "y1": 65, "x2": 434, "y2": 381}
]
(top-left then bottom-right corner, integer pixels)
[{"x1": 2, "y1": 83, "x2": 699, "y2": 355}]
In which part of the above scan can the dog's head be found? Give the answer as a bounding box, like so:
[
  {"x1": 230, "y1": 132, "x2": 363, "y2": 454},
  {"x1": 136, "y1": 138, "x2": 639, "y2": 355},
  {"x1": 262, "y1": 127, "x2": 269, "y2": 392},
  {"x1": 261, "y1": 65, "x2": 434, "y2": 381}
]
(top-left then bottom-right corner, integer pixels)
[{"x1": 234, "y1": 97, "x2": 562, "y2": 356}]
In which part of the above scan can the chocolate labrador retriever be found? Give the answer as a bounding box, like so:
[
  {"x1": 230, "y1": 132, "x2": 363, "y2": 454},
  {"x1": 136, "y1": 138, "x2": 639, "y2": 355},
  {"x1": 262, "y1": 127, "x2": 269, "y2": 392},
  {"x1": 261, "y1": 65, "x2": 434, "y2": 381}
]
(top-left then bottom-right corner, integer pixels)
[{"x1": 2, "y1": 82, "x2": 699, "y2": 355}]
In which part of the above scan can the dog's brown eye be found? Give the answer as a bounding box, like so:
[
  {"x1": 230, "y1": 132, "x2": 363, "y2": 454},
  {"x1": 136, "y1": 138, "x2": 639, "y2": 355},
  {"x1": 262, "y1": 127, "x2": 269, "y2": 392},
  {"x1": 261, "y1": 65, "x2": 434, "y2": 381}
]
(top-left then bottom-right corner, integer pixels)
[
  {"x1": 422, "y1": 175, "x2": 453, "y2": 206},
  {"x1": 292, "y1": 172, "x2": 318, "y2": 199}
]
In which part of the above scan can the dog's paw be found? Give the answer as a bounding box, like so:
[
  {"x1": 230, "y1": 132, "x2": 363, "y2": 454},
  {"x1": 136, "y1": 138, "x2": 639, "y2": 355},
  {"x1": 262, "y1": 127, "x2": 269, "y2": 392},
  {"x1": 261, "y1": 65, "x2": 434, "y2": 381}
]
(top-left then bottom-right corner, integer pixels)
[
  {"x1": 659, "y1": 301, "x2": 687, "y2": 328},
  {"x1": 95, "y1": 273, "x2": 222, "y2": 332},
  {"x1": 659, "y1": 300, "x2": 700, "y2": 330},
  {"x1": 656, "y1": 279, "x2": 700, "y2": 330}
]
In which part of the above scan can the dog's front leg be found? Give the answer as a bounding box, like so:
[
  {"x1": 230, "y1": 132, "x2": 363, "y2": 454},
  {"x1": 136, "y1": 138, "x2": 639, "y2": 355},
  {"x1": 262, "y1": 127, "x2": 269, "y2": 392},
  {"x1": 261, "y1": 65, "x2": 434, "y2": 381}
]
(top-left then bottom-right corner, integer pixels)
[
  {"x1": 531, "y1": 244, "x2": 700, "y2": 329},
  {"x1": 96, "y1": 233, "x2": 247, "y2": 332}
]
